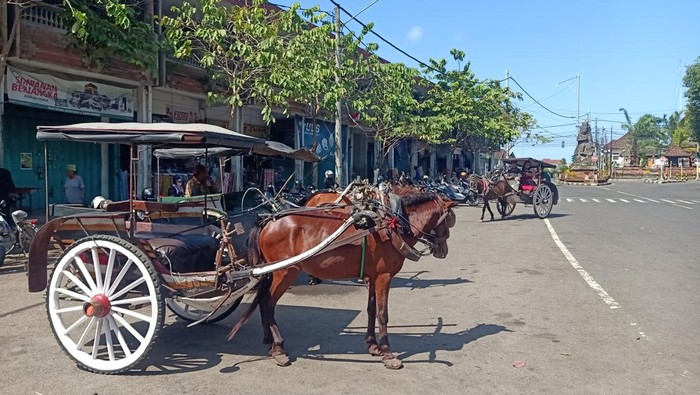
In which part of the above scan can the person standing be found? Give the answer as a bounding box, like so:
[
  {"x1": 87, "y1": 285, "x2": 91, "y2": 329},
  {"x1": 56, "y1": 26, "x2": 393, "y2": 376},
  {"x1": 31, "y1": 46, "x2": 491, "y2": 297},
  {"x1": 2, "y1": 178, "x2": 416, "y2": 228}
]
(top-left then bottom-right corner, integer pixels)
[
  {"x1": 64, "y1": 164, "x2": 85, "y2": 205},
  {"x1": 273, "y1": 166, "x2": 285, "y2": 193},
  {"x1": 0, "y1": 167, "x2": 17, "y2": 226}
]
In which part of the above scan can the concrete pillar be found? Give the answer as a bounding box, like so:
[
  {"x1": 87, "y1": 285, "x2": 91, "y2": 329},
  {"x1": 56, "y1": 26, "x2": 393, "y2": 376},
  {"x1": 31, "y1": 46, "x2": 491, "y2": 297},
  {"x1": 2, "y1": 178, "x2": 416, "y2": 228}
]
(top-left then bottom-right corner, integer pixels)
[
  {"x1": 231, "y1": 106, "x2": 244, "y2": 191},
  {"x1": 0, "y1": 78, "x2": 4, "y2": 166},
  {"x1": 410, "y1": 139, "x2": 418, "y2": 169},
  {"x1": 429, "y1": 148, "x2": 436, "y2": 178},
  {"x1": 136, "y1": 85, "x2": 152, "y2": 196}
]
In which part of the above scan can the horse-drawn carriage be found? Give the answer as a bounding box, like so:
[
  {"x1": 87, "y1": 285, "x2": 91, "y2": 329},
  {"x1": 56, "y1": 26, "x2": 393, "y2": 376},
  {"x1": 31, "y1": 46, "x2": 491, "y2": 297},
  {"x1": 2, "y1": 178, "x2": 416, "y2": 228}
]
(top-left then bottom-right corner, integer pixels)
[
  {"x1": 27, "y1": 122, "x2": 455, "y2": 373},
  {"x1": 472, "y1": 157, "x2": 559, "y2": 221}
]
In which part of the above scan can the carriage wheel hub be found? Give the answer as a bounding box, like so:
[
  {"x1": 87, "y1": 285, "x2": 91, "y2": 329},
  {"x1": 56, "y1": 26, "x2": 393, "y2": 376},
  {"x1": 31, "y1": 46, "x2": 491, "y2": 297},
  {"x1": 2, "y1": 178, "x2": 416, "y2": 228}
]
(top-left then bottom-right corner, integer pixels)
[{"x1": 84, "y1": 294, "x2": 111, "y2": 318}]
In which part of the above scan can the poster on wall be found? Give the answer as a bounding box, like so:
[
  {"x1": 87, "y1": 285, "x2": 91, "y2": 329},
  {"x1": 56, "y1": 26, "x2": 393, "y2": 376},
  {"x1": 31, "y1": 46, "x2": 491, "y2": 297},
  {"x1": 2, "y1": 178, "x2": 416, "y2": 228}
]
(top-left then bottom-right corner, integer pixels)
[
  {"x1": 295, "y1": 115, "x2": 341, "y2": 159},
  {"x1": 20, "y1": 153, "x2": 32, "y2": 170},
  {"x1": 7, "y1": 66, "x2": 134, "y2": 120}
]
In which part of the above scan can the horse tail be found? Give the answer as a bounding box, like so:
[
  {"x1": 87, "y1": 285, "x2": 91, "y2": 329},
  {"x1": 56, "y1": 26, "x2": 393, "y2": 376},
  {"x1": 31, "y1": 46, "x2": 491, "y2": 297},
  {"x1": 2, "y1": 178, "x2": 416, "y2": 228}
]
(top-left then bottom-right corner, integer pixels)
[{"x1": 227, "y1": 225, "x2": 269, "y2": 341}]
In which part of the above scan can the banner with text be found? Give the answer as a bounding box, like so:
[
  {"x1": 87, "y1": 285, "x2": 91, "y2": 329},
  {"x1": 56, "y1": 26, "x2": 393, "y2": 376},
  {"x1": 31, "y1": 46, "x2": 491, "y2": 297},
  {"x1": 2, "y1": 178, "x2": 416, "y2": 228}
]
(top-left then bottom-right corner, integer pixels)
[{"x1": 7, "y1": 66, "x2": 135, "y2": 120}]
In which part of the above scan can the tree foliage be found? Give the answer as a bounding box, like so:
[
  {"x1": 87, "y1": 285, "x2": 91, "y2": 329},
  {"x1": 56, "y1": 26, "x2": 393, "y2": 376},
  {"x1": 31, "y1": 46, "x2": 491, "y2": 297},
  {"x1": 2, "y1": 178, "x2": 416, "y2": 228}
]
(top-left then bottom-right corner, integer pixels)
[
  {"x1": 61, "y1": 0, "x2": 159, "y2": 73},
  {"x1": 346, "y1": 57, "x2": 424, "y2": 168},
  {"x1": 683, "y1": 57, "x2": 700, "y2": 141},
  {"x1": 420, "y1": 50, "x2": 536, "y2": 155},
  {"x1": 162, "y1": 0, "x2": 329, "y2": 124}
]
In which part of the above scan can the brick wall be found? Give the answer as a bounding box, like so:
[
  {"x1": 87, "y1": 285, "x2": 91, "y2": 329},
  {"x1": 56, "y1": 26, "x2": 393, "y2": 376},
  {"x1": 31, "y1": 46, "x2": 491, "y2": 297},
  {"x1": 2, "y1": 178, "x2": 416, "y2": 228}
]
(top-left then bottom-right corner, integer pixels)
[{"x1": 18, "y1": 21, "x2": 208, "y2": 94}]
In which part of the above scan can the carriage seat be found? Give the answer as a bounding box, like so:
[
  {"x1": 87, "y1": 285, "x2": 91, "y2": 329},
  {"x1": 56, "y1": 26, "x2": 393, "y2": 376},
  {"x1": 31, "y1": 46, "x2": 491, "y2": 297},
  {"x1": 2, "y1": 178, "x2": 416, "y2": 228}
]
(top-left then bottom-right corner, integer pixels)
[
  {"x1": 148, "y1": 234, "x2": 218, "y2": 273},
  {"x1": 520, "y1": 184, "x2": 536, "y2": 193}
]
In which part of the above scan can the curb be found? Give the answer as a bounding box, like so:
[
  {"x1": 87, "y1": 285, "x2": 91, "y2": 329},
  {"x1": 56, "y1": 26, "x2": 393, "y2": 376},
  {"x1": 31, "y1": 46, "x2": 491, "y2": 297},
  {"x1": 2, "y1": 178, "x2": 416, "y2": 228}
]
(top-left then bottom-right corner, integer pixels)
[
  {"x1": 555, "y1": 181, "x2": 612, "y2": 187},
  {"x1": 642, "y1": 178, "x2": 687, "y2": 184}
]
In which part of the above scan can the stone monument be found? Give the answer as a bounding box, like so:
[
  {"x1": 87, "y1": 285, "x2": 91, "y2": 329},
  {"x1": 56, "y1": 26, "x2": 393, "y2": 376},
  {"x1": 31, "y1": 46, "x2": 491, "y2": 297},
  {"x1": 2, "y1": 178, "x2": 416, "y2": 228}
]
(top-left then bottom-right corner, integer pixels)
[
  {"x1": 572, "y1": 121, "x2": 596, "y2": 167},
  {"x1": 562, "y1": 121, "x2": 608, "y2": 184}
]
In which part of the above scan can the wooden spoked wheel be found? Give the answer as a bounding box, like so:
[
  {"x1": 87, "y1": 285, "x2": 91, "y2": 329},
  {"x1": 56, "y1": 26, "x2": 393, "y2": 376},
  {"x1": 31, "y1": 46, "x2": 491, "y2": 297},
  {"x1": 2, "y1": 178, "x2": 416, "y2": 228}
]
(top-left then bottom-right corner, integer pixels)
[
  {"x1": 497, "y1": 197, "x2": 516, "y2": 217},
  {"x1": 533, "y1": 184, "x2": 554, "y2": 219},
  {"x1": 46, "y1": 235, "x2": 163, "y2": 374}
]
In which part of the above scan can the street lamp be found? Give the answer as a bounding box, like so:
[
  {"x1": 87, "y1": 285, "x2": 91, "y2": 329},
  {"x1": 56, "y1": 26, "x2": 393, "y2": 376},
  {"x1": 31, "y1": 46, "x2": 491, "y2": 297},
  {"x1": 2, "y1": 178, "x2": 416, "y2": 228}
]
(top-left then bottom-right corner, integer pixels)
[{"x1": 555, "y1": 73, "x2": 581, "y2": 124}]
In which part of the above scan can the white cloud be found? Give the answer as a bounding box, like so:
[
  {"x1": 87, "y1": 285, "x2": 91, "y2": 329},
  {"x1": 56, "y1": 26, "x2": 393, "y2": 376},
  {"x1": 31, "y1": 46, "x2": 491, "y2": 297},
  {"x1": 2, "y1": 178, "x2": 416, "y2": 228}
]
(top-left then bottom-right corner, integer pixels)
[{"x1": 406, "y1": 25, "x2": 424, "y2": 42}]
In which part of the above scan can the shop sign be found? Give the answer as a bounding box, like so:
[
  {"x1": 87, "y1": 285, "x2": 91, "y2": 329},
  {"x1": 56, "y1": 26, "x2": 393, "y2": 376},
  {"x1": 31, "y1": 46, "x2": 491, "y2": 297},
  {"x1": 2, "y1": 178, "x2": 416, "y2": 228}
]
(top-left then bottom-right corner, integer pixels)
[
  {"x1": 243, "y1": 123, "x2": 269, "y2": 138},
  {"x1": 7, "y1": 66, "x2": 134, "y2": 120}
]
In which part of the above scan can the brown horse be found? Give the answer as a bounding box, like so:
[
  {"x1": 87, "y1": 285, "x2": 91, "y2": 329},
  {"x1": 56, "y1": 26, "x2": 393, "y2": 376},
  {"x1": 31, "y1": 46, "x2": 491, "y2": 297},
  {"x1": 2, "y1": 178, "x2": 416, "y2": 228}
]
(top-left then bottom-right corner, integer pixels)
[
  {"x1": 229, "y1": 188, "x2": 456, "y2": 369},
  {"x1": 469, "y1": 174, "x2": 515, "y2": 222}
]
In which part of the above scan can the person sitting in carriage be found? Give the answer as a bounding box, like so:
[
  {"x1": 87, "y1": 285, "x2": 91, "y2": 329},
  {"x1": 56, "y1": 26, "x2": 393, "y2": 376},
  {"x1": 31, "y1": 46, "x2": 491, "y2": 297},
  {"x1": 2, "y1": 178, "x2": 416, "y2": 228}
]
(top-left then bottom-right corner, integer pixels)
[
  {"x1": 518, "y1": 160, "x2": 539, "y2": 193},
  {"x1": 185, "y1": 164, "x2": 218, "y2": 197}
]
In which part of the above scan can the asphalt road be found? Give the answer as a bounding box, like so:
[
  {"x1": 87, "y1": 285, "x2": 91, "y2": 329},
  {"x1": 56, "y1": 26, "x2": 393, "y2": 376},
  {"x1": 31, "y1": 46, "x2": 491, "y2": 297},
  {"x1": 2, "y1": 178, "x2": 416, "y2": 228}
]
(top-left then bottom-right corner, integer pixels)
[{"x1": 0, "y1": 183, "x2": 698, "y2": 394}]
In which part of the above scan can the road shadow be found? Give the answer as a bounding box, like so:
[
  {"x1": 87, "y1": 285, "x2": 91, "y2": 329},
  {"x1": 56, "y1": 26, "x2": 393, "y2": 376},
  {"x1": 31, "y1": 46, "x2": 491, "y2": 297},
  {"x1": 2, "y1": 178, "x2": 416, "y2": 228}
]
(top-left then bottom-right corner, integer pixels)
[
  {"x1": 329, "y1": 319, "x2": 511, "y2": 366},
  {"x1": 131, "y1": 305, "x2": 507, "y2": 375},
  {"x1": 391, "y1": 275, "x2": 472, "y2": 290},
  {"x1": 476, "y1": 212, "x2": 569, "y2": 223},
  {"x1": 0, "y1": 256, "x2": 27, "y2": 275},
  {"x1": 130, "y1": 304, "x2": 360, "y2": 376}
]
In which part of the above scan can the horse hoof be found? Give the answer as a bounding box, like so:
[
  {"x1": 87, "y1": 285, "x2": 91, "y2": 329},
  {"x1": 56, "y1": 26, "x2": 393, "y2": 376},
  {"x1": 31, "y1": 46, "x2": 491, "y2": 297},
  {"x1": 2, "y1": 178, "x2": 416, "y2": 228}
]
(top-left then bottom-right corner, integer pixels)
[
  {"x1": 308, "y1": 277, "x2": 322, "y2": 286},
  {"x1": 271, "y1": 352, "x2": 291, "y2": 367},
  {"x1": 382, "y1": 358, "x2": 403, "y2": 370},
  {"x1": 368, "y1": 344, "x2": 382, "y2": 356}
]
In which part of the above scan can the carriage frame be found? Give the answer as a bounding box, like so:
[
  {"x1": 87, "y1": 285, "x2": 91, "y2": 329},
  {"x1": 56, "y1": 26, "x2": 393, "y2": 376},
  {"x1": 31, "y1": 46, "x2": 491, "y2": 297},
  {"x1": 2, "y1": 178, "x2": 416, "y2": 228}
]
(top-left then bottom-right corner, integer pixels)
[
  {"x1": 26, "y1": 122, "x2": 362, "y2": 374},
  {"x1": 494, "y1": 157, "x2": 559, "y2": 219}
]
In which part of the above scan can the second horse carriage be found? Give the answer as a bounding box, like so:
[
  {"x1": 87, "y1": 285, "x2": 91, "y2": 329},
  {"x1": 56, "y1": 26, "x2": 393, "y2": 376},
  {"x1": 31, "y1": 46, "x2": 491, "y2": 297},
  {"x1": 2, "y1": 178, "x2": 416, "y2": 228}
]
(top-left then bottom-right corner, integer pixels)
[
  {"x1": 471, "y1": 157, "x2": 559, "y2": 221},
  {"x1": 27, "y1": 122, "x2": 456, "y2": 373}
]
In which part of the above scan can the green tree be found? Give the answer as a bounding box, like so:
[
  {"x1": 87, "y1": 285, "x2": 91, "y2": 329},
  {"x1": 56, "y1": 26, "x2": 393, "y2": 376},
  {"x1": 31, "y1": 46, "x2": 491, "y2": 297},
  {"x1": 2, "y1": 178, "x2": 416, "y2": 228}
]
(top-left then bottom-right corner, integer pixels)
[
  {"x1": 420, "y1": 49, "x2": 536, "y2": 163},
  {"x1": 346, "y1": 56, "x2": 425, "y2": 174},
  {"x1": 61, "y1": 0, "x2": 159, "y2": 73},
  {"x1": 683, "y1": 57, "x2": 700, "y2": 141},
  {"x1": 162, "y1": 0, "x2": 328, "y2": 125}
]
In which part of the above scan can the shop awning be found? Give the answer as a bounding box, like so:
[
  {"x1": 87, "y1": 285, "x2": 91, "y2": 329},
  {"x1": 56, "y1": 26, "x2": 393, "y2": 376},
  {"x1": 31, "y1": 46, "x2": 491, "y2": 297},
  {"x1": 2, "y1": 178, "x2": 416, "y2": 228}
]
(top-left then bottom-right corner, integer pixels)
[{"x1": 36, "y1": 122, "x2": 266, "y2": 149}]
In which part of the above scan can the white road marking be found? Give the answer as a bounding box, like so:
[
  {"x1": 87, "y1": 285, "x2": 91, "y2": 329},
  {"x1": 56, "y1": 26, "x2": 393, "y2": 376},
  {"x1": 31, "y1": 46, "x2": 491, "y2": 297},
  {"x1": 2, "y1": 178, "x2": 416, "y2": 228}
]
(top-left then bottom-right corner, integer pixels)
[
  {"x1": 693, "y1": 200, "x2": 700, "y2": 204},
  {"x1": 592, "y1": 198, "x2": 600, "y2": 203},
  {"x1": 661, "y1": 199, "x2": 676, "y2": 204},
  {"x1": 599, "y1": 186, "x2": 611, "y2": 191},
  {"x1": 544, "y1": 219, "x2": 620, "y2": 309},
  {"x1": 677, "y1": 199, "x2": 694, "y2": 204},
  {"x1": 634, "y1": 199, "x2": 645, "y2": 203},
  {"x1": 566, "y1": 198, "x2": 574, "y2": 202},
  {"x1": 606, "y1": 199, "x2": 616, "y2": 203},
  {"x1": 645, "y1": 198, "x2": 660, "y2": 203},
  {"x1": 579, "y1": 198, "x2": 588, "y2": 202},
  {"x1": 619, "y1": 199, "x2": 630, "y2": 203}
]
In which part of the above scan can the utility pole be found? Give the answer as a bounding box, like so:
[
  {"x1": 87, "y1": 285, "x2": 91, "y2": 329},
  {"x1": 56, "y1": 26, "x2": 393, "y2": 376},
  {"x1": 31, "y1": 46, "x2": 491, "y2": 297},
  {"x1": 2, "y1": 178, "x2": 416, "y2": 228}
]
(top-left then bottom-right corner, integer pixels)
[
  {"x1": 504, "y1": 70, "x2": 510, "y2": 155},
  {"x1": 594, "y1": 117, "x2": 599, "y2": 170},
  {"x1": 610, "y1": 125, "x2": 614, "y2": 173},
  {"x1": 333, "y1": 5, "x2": 344, "y2": 185}
]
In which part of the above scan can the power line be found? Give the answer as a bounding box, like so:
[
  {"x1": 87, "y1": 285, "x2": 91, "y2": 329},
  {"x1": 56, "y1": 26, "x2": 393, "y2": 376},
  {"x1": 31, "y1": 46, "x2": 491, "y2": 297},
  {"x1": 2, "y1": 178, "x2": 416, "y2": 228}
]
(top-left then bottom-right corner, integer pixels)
[
  {"x1": 507, "y1": 77, "x2": 577, "y2": 120},
  {"x1": 330, "y1": 0, "x2": 442, "y2": 73}
]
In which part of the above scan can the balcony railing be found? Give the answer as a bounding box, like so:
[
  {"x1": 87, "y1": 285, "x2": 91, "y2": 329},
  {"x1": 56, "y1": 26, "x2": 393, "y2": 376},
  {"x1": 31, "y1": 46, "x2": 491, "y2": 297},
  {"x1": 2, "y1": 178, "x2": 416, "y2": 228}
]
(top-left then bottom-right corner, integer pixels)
[{"x1": 21, "y1": 4, "x2": 66, "y2": 30}]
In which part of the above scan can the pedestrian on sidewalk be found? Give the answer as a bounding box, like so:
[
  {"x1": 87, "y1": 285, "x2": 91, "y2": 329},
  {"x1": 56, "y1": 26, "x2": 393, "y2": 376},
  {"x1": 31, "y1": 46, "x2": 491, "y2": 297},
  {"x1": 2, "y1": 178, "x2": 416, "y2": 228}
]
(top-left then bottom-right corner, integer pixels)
[{"x1": 64, "y1": 165, "x2": 85, "y2": 205}]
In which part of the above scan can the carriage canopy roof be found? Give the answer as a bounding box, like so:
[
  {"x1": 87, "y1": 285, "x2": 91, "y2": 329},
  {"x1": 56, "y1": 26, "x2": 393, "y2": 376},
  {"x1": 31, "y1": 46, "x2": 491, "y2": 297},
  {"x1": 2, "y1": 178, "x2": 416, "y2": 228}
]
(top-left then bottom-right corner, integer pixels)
[
  {"x1": 36, "y1": 122, "x2": 266, "y2": 149},
  {"x1": 152, "y1": 141, "x2": 320, "y2": 162},
  {"x1": 501, "y1": 157, "x2": 557, "y2": 169}
]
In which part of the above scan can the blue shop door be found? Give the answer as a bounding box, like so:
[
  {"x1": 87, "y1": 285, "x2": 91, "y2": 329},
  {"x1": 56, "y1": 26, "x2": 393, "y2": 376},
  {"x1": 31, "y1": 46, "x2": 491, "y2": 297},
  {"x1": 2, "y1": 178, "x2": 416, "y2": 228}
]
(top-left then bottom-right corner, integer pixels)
[{"x1": 2, "y1": 106, "x2": 101, "y2": 213}]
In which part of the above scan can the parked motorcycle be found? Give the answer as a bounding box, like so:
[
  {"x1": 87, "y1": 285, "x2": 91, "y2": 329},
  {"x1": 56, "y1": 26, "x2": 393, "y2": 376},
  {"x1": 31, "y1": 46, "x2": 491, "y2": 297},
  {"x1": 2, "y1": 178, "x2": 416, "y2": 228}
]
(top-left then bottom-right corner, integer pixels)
[{"x1": 0, "y1": 200, "x2": 38, "y2": 267}]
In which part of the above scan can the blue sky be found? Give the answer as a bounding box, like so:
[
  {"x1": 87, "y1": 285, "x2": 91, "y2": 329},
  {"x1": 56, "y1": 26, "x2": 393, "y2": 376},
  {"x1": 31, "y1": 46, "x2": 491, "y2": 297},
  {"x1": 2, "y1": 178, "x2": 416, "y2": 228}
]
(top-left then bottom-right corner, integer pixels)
[{"x1": 295, "y1": 0, "x2": 700, "y2": 161}]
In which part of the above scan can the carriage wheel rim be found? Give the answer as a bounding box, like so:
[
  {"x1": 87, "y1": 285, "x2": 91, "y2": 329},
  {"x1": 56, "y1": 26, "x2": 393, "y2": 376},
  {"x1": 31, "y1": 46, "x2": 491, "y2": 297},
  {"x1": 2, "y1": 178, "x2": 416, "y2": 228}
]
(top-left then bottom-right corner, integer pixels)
[
  {"x1": 535, "y1": 187, "x2": 553, "y2": 217},
  {"x1": 47, "y1": 238, "x2": 160, "y2": 372}
]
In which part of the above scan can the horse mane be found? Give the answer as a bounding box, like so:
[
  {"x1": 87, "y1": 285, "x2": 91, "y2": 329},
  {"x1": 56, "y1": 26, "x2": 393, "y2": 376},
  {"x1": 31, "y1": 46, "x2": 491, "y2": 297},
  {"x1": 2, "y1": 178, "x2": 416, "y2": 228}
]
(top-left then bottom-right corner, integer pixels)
[
  {"x1": 297, "y1": 189, "x2": 336, "y2": 206},
  {"x1": 400, "y1": 191, "x2": 438, "y2": 207}
]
